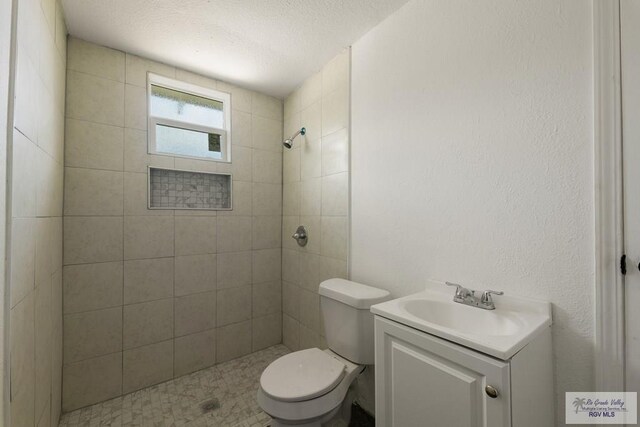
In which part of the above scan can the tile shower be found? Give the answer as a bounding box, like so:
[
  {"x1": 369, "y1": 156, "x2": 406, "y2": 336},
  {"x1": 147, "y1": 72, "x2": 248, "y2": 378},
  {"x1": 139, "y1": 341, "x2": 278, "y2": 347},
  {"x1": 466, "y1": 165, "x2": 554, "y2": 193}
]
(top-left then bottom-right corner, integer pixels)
[
  {"x1": 62, "y1": 37, "x2": 284, "y2": 412},
  {"x1": 8, "y1": 32, "x2": 351, "y2": 424}
]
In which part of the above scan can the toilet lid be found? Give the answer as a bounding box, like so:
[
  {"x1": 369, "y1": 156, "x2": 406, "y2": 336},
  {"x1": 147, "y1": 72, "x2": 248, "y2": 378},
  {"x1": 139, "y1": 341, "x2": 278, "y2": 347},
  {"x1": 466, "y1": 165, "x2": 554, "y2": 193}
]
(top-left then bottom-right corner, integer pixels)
[{"x1": 260, "y1": 348, "x2": 346, "y2": 402}]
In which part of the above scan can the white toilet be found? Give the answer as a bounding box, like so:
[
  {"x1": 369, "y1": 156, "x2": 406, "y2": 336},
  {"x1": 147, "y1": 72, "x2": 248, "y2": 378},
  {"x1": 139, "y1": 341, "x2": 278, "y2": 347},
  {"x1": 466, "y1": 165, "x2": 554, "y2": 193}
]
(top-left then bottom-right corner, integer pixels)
[{"x1": 257, "y1": 278, "x2": 390, "y2": 426}]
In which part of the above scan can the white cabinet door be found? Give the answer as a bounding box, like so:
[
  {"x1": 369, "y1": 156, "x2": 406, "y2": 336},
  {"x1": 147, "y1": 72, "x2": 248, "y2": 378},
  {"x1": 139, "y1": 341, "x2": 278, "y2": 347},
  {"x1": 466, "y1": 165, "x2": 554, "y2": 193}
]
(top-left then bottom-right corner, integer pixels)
[{"x1": 375, "y1": 316, "x2": 511, "y2": 427}]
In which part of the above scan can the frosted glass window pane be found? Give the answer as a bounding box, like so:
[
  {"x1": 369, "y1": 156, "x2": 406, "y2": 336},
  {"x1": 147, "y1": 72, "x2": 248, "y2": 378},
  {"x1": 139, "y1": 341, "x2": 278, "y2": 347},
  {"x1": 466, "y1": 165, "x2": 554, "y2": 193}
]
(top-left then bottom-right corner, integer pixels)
[
  {"x1": 155, "y1": 124, "x2": 222, "y2": 159},
  {"x1": 150, "y1": 85, "x2": 224, "y2": 128}
]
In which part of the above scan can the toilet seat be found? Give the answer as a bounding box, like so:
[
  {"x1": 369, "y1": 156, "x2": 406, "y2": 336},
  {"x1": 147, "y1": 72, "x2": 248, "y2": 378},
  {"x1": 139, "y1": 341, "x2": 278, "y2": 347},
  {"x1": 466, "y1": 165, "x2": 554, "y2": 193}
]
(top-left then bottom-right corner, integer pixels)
[
  {"x1": 257, "y1": 349, "x2": 364, "y2": 424},
  {"x1": 260, "y1": 348, "x2": 346, "y2": 402}
]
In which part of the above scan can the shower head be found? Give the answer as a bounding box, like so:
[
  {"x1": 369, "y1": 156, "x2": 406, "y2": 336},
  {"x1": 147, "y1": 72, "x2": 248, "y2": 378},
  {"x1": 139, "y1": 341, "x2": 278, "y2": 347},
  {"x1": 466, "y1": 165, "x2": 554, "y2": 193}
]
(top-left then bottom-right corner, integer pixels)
[{"x1": 283, "y1": 127, "x2": 306, "y2": 149}]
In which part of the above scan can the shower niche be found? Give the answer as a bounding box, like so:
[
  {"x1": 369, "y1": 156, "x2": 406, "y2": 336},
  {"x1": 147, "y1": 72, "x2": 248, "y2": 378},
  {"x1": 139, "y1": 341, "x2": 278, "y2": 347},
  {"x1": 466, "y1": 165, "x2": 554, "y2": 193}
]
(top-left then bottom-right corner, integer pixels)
[{"x1": 148, "y1": 167, "x2": 232, "y2": 210}]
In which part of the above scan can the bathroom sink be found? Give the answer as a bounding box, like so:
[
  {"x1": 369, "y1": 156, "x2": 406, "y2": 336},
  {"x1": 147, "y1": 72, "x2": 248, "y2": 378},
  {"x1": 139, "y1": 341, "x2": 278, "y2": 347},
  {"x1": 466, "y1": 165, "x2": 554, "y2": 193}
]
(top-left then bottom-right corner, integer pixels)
[
  {"x1": 401, "y1": 299, "x2": 524, "y2": 337},
  {"x1": 370, "y1": 286, "x2": 551, "y2": 360}
]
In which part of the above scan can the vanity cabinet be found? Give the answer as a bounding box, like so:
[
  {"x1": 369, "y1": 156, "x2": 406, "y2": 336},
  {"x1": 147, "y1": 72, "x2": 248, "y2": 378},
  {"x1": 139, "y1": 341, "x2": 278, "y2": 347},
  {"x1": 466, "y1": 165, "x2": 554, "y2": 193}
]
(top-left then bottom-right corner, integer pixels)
[{"x1": 374, "y1": 316, "x2": 553, "y2": 427}]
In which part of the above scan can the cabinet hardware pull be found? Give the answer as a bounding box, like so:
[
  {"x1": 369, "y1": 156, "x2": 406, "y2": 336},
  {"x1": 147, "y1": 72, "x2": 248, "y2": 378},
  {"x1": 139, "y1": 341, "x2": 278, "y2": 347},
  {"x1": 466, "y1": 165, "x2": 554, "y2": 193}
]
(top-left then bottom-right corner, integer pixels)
[{"x1": 485, "y1": 385, "x2": 499, "y2": 398}]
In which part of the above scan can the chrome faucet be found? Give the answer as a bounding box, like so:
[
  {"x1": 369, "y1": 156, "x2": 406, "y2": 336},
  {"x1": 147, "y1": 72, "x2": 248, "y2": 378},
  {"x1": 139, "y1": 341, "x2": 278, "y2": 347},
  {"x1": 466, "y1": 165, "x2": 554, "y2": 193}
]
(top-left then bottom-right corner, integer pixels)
[{"x1": 445, "y1": 282, "x2": 503, "y2": 310}]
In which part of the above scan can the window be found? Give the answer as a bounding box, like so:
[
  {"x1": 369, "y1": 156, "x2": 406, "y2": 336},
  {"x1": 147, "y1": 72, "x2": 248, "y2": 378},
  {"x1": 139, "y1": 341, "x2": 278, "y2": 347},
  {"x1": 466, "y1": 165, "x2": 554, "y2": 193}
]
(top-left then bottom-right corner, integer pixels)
[{"x1": 147, "y1": 73, "x2": 231, "y2": 162}]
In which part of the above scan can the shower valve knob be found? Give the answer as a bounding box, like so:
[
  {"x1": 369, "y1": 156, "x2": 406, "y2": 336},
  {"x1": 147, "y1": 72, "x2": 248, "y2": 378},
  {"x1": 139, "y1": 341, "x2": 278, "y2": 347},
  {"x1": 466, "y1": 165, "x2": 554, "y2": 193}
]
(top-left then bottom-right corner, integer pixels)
[{"x1": 292, "y1": 226, "x2": 308, "y2": 247}]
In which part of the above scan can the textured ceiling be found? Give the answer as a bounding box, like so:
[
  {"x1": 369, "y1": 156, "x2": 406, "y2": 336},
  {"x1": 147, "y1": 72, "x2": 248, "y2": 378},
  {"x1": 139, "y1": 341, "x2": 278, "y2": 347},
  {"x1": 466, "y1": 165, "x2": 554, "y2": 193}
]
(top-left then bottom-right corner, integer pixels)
[{"x1": 60, "y1": 0, "x2": 410, "y2": 98}]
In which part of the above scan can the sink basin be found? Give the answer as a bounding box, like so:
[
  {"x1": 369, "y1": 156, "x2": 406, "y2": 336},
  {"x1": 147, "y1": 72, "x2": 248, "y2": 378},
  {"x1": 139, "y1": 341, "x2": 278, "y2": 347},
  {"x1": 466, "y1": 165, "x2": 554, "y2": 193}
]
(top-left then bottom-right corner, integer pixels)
[
  {"x1": 402, "y1": 299, "x2": 523, "y2": 337},
  {"x1": 370, "y1": 286, "x2": 551, "y2": 360}
]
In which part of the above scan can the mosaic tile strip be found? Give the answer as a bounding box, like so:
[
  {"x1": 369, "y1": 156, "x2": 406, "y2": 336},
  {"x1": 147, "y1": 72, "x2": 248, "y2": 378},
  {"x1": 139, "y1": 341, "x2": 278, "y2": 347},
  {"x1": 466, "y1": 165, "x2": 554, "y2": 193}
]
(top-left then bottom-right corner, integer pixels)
[{"x1": 149, "y1": 167, "x2": 232, "y2": 210}]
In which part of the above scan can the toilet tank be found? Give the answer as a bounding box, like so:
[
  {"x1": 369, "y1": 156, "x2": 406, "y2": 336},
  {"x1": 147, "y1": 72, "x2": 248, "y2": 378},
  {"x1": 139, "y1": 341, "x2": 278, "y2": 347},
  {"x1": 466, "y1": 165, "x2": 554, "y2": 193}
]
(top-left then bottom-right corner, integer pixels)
[{"x1": 319, "y1": 279, "x2": 391, "y2": 364}]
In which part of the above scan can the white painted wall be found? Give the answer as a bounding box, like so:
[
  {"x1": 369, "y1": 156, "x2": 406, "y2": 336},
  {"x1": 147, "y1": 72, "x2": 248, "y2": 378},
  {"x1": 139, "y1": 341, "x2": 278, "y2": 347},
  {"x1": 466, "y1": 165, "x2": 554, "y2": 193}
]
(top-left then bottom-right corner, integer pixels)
[{"x1": 350, "y1": 0, "x2": 594, "y2": 424}]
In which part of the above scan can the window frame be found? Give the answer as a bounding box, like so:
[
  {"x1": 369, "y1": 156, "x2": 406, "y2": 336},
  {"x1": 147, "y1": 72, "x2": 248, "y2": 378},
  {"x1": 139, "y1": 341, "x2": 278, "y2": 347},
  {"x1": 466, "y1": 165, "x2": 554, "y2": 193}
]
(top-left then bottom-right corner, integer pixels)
[{"x1": 147, "y1": 73, "x2": 232, "y2": 163}]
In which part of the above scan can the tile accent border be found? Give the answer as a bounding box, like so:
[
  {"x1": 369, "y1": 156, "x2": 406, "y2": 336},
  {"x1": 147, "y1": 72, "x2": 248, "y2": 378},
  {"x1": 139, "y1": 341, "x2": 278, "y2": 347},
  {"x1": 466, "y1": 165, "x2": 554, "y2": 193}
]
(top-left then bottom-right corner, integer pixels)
[{"x1": 148, "y1": 167, "x2": 232, "y2": 210}]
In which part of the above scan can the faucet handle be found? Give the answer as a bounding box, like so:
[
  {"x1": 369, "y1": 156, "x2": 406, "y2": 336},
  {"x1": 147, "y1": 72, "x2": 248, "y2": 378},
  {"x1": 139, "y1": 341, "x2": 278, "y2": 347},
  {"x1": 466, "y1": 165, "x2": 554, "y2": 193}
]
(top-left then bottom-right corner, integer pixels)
[
  {"x1": 480, "y1": 290, "x2": 504, "y2": 304},
  {"x1": 445, "y1": 282, "x2": 462, "y2": 294}
]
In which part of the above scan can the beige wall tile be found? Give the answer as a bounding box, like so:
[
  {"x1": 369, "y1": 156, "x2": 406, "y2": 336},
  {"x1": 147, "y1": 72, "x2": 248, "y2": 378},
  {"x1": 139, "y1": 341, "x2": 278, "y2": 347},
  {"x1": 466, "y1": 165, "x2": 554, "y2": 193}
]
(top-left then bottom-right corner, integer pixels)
[
  {"x1": 63, "y1": 262, "x2": 123, "y2": 314},
  {"x1": 35, "y1": 280, "x2": 53, "y2": 422},
  {"x1": 216, "y1": 321, "x2": 251, "y2": 363},
  {"x1": 124, "y1": 172, "x2": 172, "y2": 216},
  {"x1": 321, "y1": 172, "x2": 348, "y2": 216},
  {"x1": 68, "y1": 37, "x2": 125, "y2": 82},
  {"x1": 300, "y1": 138, "x2": 322, "y2": 179},
  {"x1": 252, "y1": 115, "x2": 282, "y2": 152},
  {"x1": 36, "y1": 147, "x2": 64, "y2": 217},
  {"x1": 282, "y1": 282, "x2": 300, "y2": 320},
  {"x1": 124, "y1": 216, "x2": 174, "y2": 260},
  {"x1": 123, "y1": 298, "x2": 173, "y2": 349},
  {"x1": 62, "y1": 353, "x2": 122, "y2": 412},
  {"x1": 300, "y1": 101, "x2": 321, "y2": 143},
  {"x1": 123, "y1": 340, "x2": 173, "y2": 394},
  {"x1": 252, "y1": 149, "x2": 282, "y2": 184},
  {"x1": 174, "y1": 254, "x2": 216, "y2": 296},
  {"x1": 253, "y1": 183, "x2": 282, "y2": 216},
  {"x1": 299, "y1": 289, "x2": 320, "y2": 332},
  {"x1": 282, "y1": 181, "x2": 300, "y2": 216},
  {"x1": 252, "y1": 216, "x2": 281, "y2": 250},
  {"x1": 64, "y1": 167, "x2": 124, "y2": 216},
  {"x1": 65, "y1": 119, "x2": 124, "y2": 171},
  {"x1": 299, "y1": 253, "x2": 321, "y2": 292},
  {"x1": 219, "y1": 180, "x2": 251, "y2": 216},
  {"x1": 216, "y1": 286, "x2": 251, "y2": 326},
  {"x1": 218, "y1": 145, "x2": 252, "y2": 181},
  {"x1": 300, "y1": 72, "x2": 322, "y2": 109},
  {"x1": 175, "y1": 216, "x2": 217, "y2": 256},
  {"x1": 320, "y1": 216, "x2": 348, "y2": 260},
  {"x1": 217, "y1": 81, "x2": 252, "y2": 113},
  {"x1": 252, "y1": 248, "x2": 281, "y2": 284},
  {"x1": 11, "y1": 218, "x2": 36, "y2": 307},
  {"x1": 125, "y1": 54, "x2": 175, "y2": 87},
  {"x1": 282, "y1": 215, "x2": 301, "y2": 251},
  {"x1": 175, "y1": 292, "x2": 216, "y2": 336},
  {"x1": 321, "y1": 85, "x2": 349, "y2": 137},
  {"x1": 175, "y1": 69, "x2": 218, "y2": 89},
  {"x1": 63, "y1": 307, "x2": 122, "y2": 363},
  {"x1": 11, "y1": 293, "x2": 35, "y2": 427},
  {"x1": 322, "y1": 49, "x2": 350, "y2": 96},
  {"x1": 282, "y1": 249, "x2": 300, "y2": 284},
  {"x1": 123, "y1": 128, "x2": 174, "y2": 173},
  {"x1": 124, "y1": 257, "x2": 174, "y2": 304},
  {"x1": 252, "y1": 92, "x2": 282, "y2": 121},
  {"x1": 300, "y1": 178, "x2": 321, "y2": 216},
  {"x1": 231, "y1": 109, "x2": 252, "y2": 147},
  {"x1": 284, "y1": 88, "x2": 301, "y2": 119},
  {"x1": 321, "y1": 129, "x2": 349, "y2": 176},
  {"x1": 174, "y1": 329, "x2": 216, "y2": 377},
  {"x1": 252, "y1": 281, "x2": 281, "y2": 317},
  {"x1": 14, "y1": 49, "x2": 38, "y2": 141},
  {"x1": 124, "y1": 84, "x2": 147, "y2": 130},
  {"x1": 217, "y1": 216, "x2": 252, "y2": 252},
  {"x1": 66, "y1": 70, "x2": 124, "y2": 126},
  {"x1": 299, "y1": 324, "x2": 321, "y2": 350},
  {"x1": 64, "y1": 216, "x2": 123, "y2": 265},
  {"x1": 282, "y1": 314, "x2": 300, "y2": 352},
  {"x1": 12, "y1": 130, "x2": 37, "y2": 217},
  {"x1": 319, "y1": 256, "x2": 348, "y2": 283},
  {"x1": 217, "y1": 251, "x2": 252, "y2": 289},
  {"x1": 252, "y1": 313, "x2": 282, "y2": 351}
]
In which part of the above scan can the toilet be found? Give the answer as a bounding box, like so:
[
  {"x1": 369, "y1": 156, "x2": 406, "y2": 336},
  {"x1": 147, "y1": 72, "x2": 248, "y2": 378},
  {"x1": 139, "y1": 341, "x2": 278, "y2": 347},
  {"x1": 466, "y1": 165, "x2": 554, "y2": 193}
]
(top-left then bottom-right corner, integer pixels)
[{"x1": 257, "y1": 278, "x2": 391, "y2": 426}]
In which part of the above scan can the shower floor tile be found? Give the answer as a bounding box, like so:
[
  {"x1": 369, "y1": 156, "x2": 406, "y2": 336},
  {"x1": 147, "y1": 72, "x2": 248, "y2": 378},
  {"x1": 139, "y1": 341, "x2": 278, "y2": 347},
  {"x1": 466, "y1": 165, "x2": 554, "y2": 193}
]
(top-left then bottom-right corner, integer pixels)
[{"x1": 58, "y1": 345, "x2": 290, "y2": 427}]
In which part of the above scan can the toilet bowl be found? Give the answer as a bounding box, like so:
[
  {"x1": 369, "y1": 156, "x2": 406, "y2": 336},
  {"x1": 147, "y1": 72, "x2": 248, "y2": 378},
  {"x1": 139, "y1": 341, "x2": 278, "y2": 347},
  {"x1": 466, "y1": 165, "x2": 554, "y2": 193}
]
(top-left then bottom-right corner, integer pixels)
[{"x1": 257, "y1": 279, "x2": 390, "y2": 426}]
